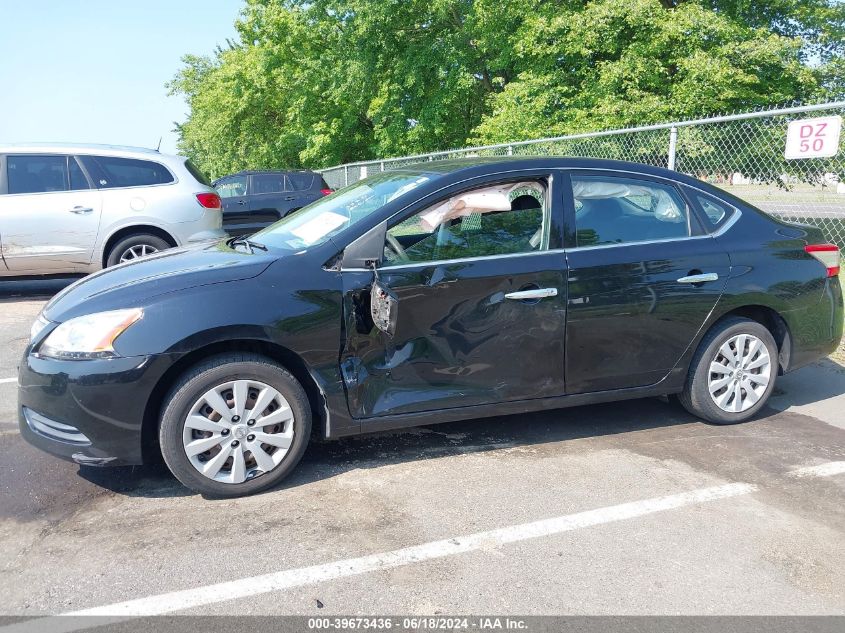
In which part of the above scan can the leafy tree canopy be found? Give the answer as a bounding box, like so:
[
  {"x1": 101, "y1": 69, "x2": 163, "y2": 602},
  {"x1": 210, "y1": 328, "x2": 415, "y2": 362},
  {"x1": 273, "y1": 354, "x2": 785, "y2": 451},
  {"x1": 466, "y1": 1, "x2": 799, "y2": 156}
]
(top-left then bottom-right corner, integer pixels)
[{"x1": 169, "y1": 0, "x2": 845, "y2": 177}]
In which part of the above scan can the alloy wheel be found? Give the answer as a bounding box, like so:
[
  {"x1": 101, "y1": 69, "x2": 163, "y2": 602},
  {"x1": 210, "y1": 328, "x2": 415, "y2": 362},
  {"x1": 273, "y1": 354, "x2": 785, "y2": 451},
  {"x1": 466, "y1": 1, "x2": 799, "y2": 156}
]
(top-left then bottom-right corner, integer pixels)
[
  {"x1": 707, "y1": 333, "x2": 772, "y2": 413},
  {"x1": 182, "y1": 379, "x2": 295, "y2": 484},
  {"x1": 119, "y1": 244, "x2": 159, "y2": 263}
]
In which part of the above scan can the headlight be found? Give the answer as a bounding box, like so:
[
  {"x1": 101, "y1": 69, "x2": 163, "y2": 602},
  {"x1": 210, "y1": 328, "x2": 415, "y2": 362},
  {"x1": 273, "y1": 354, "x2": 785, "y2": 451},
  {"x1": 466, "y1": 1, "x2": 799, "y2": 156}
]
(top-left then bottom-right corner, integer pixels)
[
  {"x1": 38, "y1": 308, "x2": 143, "y2": 360},
  {"x1": 30, "y1": 314, "x2": 52, "y2": 343}
]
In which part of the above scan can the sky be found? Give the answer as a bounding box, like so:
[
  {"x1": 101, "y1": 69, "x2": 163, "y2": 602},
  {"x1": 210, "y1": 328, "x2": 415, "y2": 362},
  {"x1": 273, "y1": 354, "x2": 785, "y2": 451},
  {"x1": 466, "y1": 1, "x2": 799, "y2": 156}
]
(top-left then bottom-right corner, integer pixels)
[{"x1": 0, "y1": 0, "x2": 242, "y2": 154}]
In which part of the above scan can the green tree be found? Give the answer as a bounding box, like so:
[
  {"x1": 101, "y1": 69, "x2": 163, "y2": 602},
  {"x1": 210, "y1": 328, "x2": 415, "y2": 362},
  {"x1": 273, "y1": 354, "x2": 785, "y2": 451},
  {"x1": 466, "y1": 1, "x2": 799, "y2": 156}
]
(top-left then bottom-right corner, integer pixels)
[{"x1": 169, "y1": 0, "x2": 843, "y2": 177}]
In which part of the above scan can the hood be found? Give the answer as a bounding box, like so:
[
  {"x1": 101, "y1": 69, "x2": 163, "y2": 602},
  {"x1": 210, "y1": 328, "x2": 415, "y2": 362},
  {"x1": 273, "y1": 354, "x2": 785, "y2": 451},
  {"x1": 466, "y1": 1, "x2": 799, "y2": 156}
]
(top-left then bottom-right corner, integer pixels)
[{"x1": 44, "y1": 241, "x2": 276, "y2": 321}]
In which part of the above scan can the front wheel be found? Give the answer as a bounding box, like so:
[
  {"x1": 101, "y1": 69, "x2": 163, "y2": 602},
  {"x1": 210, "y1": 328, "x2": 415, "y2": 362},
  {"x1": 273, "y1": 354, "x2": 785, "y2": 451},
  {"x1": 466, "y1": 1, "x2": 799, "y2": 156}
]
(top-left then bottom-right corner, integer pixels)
[
  {"x1": 678, "y1": 317, "x2": 778, "y2": 424},
  {"x1": 159, "y1": 354, "x2": 311, "y2": 497}
]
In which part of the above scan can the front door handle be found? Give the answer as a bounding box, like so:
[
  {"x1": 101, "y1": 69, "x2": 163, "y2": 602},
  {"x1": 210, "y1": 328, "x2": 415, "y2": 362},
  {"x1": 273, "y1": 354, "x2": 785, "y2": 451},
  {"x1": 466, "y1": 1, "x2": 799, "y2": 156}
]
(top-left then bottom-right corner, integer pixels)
[
  {"x1": 505, "y1": 288, "x2": 558, "y2": 300},
  {"x1": 69, "y1": 206, "x2": 93, "y2": 214},
  {"x1": 284, "y1": 195, "x2": 296, "y2": 201},
  {"x1": 677, "y1": 272, "x2": 719, "y2": 284},
  {"x1": 237, "y1": 199, "x2": 247, "y2": 205}
]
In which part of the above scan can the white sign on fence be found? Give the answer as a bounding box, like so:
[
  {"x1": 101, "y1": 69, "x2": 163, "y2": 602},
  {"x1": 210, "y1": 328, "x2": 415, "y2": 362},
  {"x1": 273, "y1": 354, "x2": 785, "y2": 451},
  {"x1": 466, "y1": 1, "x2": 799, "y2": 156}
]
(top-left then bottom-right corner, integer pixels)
[{"x1": 784, "y1": 115, "x2": 842, "y2": 159}]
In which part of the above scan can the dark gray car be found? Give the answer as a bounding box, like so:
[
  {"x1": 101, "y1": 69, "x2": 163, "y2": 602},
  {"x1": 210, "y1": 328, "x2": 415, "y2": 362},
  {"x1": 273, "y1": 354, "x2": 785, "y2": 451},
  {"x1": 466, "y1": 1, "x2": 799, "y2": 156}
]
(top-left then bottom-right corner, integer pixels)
[{"x1": 213, "y1": 170, "x2": 332, "y2": 236}]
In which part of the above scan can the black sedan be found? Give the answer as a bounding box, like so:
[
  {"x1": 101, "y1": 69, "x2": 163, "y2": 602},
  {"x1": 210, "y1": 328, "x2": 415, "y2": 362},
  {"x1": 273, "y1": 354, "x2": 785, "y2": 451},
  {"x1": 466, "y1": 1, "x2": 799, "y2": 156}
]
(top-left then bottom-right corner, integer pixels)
[{"x1": 18, "y1": 157, "x2": 843, "y2": 496}]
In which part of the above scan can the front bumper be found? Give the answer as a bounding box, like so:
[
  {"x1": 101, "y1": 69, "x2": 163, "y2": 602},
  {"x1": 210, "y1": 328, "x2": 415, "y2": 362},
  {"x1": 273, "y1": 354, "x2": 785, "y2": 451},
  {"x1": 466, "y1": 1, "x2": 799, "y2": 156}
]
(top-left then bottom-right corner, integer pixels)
[{"x1": 17, "y1": 351, "x2": 175, "y2": 466}]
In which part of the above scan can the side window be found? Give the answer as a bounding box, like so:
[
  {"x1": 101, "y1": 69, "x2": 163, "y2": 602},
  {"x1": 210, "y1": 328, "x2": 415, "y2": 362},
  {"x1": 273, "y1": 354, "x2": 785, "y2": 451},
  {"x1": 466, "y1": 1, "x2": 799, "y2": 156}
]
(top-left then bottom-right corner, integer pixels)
[
  {"x1": 7, "y1": 155, "x2": 68, "y2": 194},
  {"x1": 68, "y1": 157, "x2": 90, "y2": 191},
  {"x1": 572, "y1": 175, "x2": 689, "y2": 247},
  {"x1": 252, "y1": 174, "x2": 285, "y2": 194},
  {"x1": 215, "y1": 176, "x2": 248, "y2": 198},
  {"x1": 81, "y1": 156, "x2": 174, "y2": 188},
  {"x1": 694, "y1": 193, "x2": 731, "y2": 227},
  {"x1": 383, "y1": 180, "x2": 549, "y2": 266},
  {"x1": 287, "y1": 172, "x2": 315, "y2": 191}
]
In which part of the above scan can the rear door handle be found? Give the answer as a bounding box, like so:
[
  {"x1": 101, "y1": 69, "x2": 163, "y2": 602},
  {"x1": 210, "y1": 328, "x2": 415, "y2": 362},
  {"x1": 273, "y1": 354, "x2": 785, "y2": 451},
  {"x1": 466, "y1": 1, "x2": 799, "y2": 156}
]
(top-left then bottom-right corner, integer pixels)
[
  {"x1": 237, "y1": 200, "x2": 247, "y2": 205},
  {"x1": 69, "y1": 206, "x2": 93, "y2": 214},
  {"x1": 505, "y1": 288, "x2": 558, "y2": 300},
  {"x1": 284, "y1": 196, "x2": 296, "y2": 201},
  {"x1": 677, "y1": 272, "x2": 719, "y2": 284}
]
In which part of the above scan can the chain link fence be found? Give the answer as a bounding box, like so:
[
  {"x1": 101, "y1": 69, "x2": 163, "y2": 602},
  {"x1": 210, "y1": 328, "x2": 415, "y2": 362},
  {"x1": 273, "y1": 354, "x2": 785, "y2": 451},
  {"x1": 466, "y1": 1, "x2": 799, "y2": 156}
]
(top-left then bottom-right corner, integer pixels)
[{"x1": 319, "y1": 102, "x2": 845, "y2": 248}]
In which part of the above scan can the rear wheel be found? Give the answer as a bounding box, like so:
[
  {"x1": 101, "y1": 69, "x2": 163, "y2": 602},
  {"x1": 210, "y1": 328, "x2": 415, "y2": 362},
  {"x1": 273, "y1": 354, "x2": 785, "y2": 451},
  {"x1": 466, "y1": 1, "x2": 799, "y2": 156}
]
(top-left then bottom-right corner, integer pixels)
[
  {"x1": 678, "y1": 317, "x2": 778, "y2": 424},
  {"x1": 106, "y1": 233, "x2": 170, "y2": 267},
  {"x1": 159, "y1": 354, "x2": 311, "y2": 497}
]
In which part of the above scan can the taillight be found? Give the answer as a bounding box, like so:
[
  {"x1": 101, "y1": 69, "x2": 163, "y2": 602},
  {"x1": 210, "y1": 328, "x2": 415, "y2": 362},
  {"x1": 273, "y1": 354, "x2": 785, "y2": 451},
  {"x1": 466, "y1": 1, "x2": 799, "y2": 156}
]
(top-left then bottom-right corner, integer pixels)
[
  {"x1": 196, "y1": 192, "x2": 222, "y2": 209},
  {"x1": 805, "y1": 244, "x2": 841, "y2": 277},
  {"x1": 320, "y1": 188, "x2": 333, "y2": 196}
]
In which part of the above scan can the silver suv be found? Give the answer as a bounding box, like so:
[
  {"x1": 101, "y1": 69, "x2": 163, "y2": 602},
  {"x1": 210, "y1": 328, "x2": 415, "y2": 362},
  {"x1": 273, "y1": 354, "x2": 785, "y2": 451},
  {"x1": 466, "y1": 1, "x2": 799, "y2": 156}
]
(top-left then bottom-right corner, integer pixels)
[{"x1": 0, "y1": 144, "x2": 226, "y2": 275}]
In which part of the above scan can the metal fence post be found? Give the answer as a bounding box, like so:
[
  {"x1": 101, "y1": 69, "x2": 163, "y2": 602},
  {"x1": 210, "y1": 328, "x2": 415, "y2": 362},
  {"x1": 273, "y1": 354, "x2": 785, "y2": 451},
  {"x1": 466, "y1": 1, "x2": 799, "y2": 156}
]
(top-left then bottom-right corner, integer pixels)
[
  {"x1": 344, "y1": 165, "x2": 349, "y2": 187},
  {"x1": 667, "y1": 126, "x2": 678, "y2": 171},
  {"x1": 507, "y1": 145, "x2": 513, "y2": 156},
  {"x1": 380, "y1": 161, "x2": 385, "y2": 172}
]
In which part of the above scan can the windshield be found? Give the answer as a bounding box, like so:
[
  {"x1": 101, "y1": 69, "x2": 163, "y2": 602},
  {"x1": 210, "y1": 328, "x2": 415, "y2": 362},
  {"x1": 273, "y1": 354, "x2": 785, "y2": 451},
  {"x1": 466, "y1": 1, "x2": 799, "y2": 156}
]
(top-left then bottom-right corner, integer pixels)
[{"x1": 252, "y1": 171, "x2": 432, "y2": 250}]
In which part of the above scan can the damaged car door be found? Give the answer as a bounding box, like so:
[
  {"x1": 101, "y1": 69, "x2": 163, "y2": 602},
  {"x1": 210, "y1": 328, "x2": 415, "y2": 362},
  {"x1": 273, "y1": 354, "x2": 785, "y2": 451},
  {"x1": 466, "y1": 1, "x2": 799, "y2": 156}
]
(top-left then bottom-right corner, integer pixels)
[{"x1": 340, "y1": 173, "x2": 568, "y2": 419}]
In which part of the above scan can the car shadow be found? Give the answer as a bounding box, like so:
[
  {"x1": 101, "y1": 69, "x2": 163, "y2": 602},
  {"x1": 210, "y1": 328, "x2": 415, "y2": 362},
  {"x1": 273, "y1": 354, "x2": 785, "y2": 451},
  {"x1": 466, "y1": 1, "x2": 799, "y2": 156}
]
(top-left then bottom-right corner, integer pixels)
[
  {"x1": 77, "y1": 397, "x2": 710, "y2": 499},
  {"x1": 771, "y1": 357, "x2": 845, "y2": 407}
]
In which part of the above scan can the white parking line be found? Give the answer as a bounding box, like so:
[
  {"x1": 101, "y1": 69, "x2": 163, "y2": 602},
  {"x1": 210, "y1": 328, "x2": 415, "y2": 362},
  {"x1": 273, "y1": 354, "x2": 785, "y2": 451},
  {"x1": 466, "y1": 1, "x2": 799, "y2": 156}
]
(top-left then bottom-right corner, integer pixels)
[
  {"x1": 788, "y1": 461, "x2": 845, "y2": 478},
  {"x1": 1, "y1": 481, "x2": 756, "y2": 632},
  {"x1": 0, "y1": 377, "x2": 16, "y2": 385}
]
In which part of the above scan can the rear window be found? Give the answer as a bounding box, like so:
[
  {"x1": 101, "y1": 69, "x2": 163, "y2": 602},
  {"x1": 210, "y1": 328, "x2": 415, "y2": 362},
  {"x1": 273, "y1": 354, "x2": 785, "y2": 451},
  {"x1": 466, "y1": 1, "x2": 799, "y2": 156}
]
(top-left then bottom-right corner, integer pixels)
[
  {"x1": 287, "y1": 172, "x2": 315, "y2": 191},
  {"x1": 80, "y1": 156, "x2": 174, "y2": 188},
  {"x1": 184, "y1": 160, "x2": 211, "y2": 186}
]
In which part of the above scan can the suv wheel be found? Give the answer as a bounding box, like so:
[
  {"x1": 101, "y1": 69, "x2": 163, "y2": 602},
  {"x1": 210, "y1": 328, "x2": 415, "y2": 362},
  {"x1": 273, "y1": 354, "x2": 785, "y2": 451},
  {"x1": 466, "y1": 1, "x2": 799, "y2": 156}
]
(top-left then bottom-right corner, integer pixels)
[
  {"x1": 678, "y1": 317, "x2": 778, "y2": 424},
  {"x1": 106, "y1": 233, "x2": 170, "y2": 267},
  {"x1": 159, "y1": 354, "x2": 311, "y2": 497}
]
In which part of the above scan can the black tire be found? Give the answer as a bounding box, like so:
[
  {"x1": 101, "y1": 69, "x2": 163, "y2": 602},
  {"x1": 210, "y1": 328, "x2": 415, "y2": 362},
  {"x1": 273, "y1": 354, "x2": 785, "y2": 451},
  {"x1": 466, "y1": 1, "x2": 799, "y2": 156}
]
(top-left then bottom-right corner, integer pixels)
[
  {"x1": 678, "y1": 317, "x2": 778, "y2": 424},
  {"x1": 106, "y1": 233, "x2": 171, "y2": 267},
  {"x1": 159, "y1": 353, "x2": 311, "y2": 497}
]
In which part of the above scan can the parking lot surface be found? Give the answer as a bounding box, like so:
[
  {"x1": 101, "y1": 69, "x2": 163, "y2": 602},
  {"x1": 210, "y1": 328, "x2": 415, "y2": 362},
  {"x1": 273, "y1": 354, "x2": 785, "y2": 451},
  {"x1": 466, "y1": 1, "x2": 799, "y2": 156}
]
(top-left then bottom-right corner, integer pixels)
[{"x1": 1, "y1": 278, "x2": 844, "y2": 617}]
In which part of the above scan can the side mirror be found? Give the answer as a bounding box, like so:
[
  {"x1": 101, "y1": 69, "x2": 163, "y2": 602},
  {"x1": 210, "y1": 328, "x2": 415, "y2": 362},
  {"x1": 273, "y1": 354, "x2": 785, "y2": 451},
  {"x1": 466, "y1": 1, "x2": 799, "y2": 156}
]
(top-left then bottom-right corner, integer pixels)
[{"x1": 341, "y1": 221, "x2": 386, "y2": 269}]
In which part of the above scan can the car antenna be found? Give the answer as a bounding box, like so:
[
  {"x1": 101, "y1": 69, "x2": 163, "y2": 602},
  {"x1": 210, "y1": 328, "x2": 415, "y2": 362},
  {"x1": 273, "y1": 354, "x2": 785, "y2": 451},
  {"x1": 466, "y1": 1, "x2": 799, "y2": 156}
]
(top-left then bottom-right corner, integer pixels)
[{"x1": 156, "y1": 137, "x2": 162, "y2": 152}]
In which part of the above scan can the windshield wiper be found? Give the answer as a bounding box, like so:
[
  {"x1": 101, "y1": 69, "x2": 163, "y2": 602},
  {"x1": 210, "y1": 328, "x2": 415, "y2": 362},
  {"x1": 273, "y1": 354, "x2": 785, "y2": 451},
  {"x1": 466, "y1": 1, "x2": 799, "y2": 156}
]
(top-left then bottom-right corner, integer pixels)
[{"x1": 228, "y1": 236, "x2": 268, "y2": 253}]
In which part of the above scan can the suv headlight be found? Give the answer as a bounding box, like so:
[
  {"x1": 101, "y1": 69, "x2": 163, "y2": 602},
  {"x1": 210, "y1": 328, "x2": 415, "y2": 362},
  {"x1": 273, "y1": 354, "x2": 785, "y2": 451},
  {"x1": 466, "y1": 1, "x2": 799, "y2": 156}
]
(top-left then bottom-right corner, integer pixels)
[{"x1": 38, "y1": 308, "x2": 143, "y2": 360}]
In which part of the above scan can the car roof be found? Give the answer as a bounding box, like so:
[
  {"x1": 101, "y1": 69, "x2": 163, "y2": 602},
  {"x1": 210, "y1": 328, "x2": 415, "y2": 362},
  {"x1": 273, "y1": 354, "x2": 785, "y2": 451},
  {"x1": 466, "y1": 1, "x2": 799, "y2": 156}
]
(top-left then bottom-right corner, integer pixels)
[
  {"x1": 223, "y1": 169, "x2": 319, "y2": 177},
  {"x1": 0, "y1": 142, "x2": 177, "y2": 160},
  {"x1": 385, "y1": 156, "x2": 689, "y2": 181}
]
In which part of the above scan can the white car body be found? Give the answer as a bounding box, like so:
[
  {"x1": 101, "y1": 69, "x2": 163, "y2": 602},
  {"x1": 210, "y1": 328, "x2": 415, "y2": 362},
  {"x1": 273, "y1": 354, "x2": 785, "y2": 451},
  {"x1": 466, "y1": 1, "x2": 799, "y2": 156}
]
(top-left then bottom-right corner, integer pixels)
[{"x1": 0, "y1": 143, "x2": 225, "y2": 275}]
